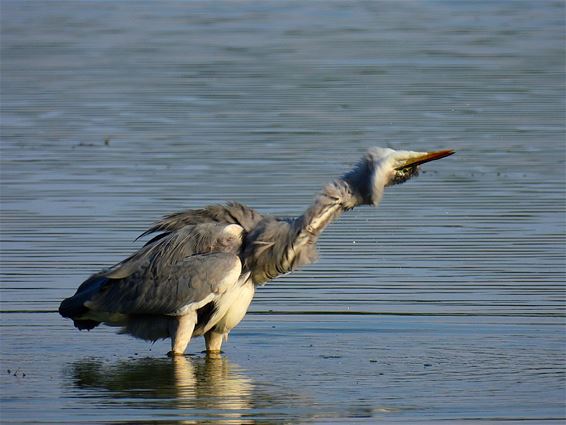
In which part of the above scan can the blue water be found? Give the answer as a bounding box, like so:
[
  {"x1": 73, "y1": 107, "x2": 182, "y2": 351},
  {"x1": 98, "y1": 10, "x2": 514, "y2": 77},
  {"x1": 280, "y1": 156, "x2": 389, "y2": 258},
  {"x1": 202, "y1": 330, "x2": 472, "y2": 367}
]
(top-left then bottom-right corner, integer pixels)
[{"x1": 1, "y1": 1, "x2": 565, "y2": 423}]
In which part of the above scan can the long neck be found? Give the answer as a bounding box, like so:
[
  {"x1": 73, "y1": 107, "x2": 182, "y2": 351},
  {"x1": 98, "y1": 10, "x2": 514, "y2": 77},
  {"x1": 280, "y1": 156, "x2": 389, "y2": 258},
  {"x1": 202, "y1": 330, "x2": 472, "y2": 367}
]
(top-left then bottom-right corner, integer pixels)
[
  {"x1": 244, "y1": 176, "x2": 369, "y2": 285},
  {"x1": 297, "y1": 178, "x2": 360, "y2": 236},
  {"x1": 285, "y1": 178, "x2": 363, "y2": 262}
]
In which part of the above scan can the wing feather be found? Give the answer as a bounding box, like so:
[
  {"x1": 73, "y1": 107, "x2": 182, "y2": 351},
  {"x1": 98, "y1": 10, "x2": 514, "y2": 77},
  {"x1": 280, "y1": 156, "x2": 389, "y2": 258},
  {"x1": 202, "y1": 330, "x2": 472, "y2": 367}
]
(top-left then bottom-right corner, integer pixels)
[
  {"x1": 104, "y1": 222, "x2": 239, "y2": 280},
  {"x1": 138, "y1": 202, "x2": 263, "y2": 239},
  {"x1": 86, "y1": 252, "x2": 242, "y2": 315},
  {"x1": 60, "y1": 222, "x2": 244, "y2": 323}
]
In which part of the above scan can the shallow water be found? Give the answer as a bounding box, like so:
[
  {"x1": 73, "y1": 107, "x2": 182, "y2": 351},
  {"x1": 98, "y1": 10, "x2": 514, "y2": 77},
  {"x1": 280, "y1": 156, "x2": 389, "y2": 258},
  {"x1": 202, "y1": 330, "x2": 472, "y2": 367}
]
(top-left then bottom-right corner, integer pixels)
[{"x1": 1, "y1": 1, "x2": 565, "y2": 423}]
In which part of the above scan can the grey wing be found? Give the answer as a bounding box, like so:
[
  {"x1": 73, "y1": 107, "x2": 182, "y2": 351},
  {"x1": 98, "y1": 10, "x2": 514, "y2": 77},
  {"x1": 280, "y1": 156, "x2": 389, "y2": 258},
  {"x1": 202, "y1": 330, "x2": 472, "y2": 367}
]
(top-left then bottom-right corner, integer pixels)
[
  {"x1": 86, "y1": 252, "x2": 242, "y2": 316},
  {"x1": 104, "y1": 222, "x2": 239, "y2": 280},
  {"x1": 59, "y1": 222, "x2": 244, "y2": 324},
  {"x1": 138, "y1": 202, "x2": 264, "y2": 239}
]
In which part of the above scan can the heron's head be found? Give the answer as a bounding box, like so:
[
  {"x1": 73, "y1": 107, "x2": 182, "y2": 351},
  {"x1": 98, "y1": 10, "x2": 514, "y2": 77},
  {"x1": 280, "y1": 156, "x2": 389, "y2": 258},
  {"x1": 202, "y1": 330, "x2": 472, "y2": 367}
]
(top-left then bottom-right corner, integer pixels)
[{"x1": 343, "y1": 147, "x2": 454, "y2": 206}]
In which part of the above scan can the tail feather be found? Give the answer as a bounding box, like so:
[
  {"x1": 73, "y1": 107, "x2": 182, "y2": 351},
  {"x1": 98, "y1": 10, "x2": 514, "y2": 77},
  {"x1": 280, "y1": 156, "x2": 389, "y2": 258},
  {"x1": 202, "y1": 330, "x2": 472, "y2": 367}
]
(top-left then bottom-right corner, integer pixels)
[
  {"x1": 59, "y1": 294, "x2": 88, "y2": 319},
  {"x1": 73, "y1": 319, "x2": 100, "y2": 330},
  {"x1": 59, "y1": 276, "x2": 108, "y2": 331}
]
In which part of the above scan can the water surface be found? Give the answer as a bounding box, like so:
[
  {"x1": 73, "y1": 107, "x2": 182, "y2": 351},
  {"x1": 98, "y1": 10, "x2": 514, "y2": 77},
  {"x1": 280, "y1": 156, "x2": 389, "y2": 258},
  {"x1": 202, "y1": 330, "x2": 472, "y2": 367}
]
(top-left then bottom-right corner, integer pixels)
[{"x1": 1, "y1": 1, "x2": 565, "y2": 423}]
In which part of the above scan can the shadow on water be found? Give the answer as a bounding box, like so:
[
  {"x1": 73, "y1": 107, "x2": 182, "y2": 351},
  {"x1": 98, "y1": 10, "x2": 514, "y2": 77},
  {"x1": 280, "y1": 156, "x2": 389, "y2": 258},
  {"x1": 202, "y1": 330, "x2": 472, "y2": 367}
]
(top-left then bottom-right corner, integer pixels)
[{"x1": 66, "y1": 354, "x2": 313, "y2": 424}]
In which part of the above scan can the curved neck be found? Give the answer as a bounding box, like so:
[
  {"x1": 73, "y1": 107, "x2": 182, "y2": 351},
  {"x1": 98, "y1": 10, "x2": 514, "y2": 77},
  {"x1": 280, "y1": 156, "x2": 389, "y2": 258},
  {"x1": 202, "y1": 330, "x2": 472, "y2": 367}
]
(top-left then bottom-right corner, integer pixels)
[
  {"x1": 245, "y1": 152, "x2": 388, "y2": 285},
  {"x1": 289, "y1": 178, "x2": 362, "y2": 254},
  {"x1": 244, "y1": 178, "x2": 366, "y2": 285}
]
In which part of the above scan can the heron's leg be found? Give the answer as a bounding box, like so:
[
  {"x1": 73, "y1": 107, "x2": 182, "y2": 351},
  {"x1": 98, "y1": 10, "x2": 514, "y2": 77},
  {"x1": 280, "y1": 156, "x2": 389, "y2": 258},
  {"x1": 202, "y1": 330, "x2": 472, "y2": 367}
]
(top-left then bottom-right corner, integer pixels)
[
  {"x1": 169, "y1": 313, "x2": 196, "y2": 356},
  {"x1": 204, "y1": 330, "x2": 225, "y2": 353}
]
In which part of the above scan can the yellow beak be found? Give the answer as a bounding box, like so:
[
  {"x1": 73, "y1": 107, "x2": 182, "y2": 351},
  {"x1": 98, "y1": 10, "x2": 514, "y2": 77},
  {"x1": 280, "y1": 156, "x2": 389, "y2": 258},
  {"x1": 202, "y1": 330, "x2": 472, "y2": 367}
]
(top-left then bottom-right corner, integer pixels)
[{"x1": 395, "y1": 149, "x2": 455, "y2": 170}]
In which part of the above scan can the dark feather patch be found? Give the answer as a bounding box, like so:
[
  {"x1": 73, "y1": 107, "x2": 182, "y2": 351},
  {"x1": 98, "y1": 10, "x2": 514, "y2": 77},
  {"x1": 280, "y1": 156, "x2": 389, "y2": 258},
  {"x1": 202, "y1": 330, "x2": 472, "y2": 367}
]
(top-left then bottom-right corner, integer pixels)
[
  {"x1": 195, "y1": 301, "x2": 217, "y2": 333},
  {"x1": 73, "y1": 319, "x2": 100, "y2": 331}
]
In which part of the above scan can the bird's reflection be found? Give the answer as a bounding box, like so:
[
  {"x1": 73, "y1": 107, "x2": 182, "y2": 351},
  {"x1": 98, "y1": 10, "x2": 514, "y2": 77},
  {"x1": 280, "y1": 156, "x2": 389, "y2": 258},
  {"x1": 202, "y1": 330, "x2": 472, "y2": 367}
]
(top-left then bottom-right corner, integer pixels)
[
  {"x1": 173, "y1": 354, "x2": 254, "y2": 412},
  {"x1": 69, "y1": 354, "x2": 273, "y2": 424}
]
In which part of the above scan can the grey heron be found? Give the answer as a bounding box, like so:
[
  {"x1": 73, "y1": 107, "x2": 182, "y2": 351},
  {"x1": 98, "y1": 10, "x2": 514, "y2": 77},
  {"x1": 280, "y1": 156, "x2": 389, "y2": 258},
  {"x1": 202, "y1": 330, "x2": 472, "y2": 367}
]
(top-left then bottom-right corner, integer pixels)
[{"x1": 59, "y1": 147, "x2": 454, "y2": 355}]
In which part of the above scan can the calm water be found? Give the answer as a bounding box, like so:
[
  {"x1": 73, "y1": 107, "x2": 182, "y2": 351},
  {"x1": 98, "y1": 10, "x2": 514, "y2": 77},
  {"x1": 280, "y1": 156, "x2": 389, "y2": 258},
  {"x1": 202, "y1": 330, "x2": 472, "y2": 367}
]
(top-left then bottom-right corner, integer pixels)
[{"x1": 1, "y1": 1, "x2": 565, "y2": 423}]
